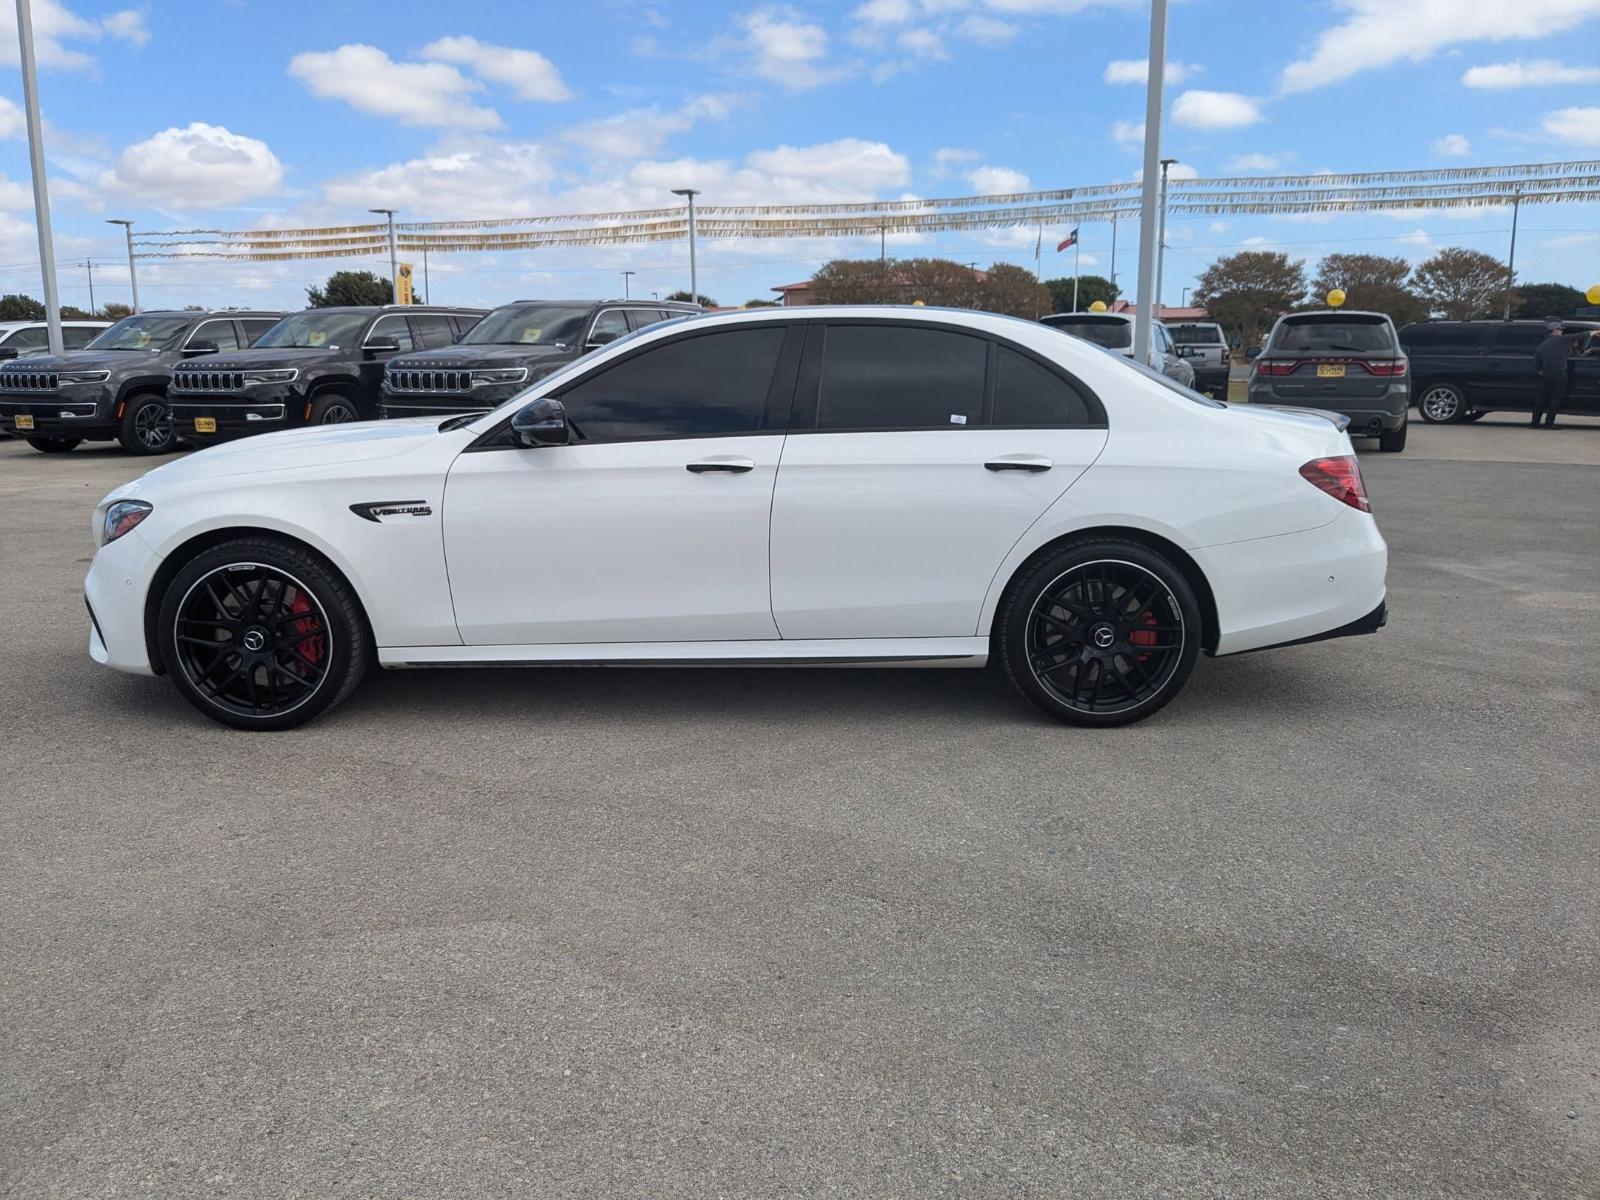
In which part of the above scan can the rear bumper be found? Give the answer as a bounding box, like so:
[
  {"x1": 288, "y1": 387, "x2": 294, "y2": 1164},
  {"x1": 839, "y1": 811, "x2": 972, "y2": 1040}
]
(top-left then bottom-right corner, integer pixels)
[{"x1": 1246, "y1": 383, "x2": 1409, "y2": 433}]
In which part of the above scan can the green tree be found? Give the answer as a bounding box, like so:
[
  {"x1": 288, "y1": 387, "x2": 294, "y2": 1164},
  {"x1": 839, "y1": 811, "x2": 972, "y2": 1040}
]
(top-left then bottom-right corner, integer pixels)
[
  {"x1": 742, "y1": 297, "x2": 780, "y2": 307},
  {"x1": 0, "y1": 294, "x2": 45, "y2": 320},
  {"x1": 101, "y1": 302, "x2": 134, "y2": 321},
  {"x1": 59, "y1": 305, "x2": 96, "y2": 320},
  {"x1": 1412, "y1": 248, "x2": 1509, "y2": 320},
  {"x1": 978, "y1": 263, "x2": 1053, "y2": 318},
  {"x1": 1310, "y1": 253, "x2": 1427, "y2": 328},
  {"x1": 1193, "y1": 251, "x2": 1307, "y2": 348},
  {"x1": 1044, "y1": 274, "x2": 1117, "y2": 313},
  {"x1": 899, "y1": 257, "x2": 982, "y2": 308},
  {"x1": 666, "y1": 289, "x2": 718, "y2": 307},
  {"x1": 1512, "y1": 281, "x2": 1585, "y2": 320},
  {"x1": 807, "y1": 259, "x2": 894, "y2": 305},
  {"x1": 307, "y1": 270, "x2": 393, "y2": 307}
]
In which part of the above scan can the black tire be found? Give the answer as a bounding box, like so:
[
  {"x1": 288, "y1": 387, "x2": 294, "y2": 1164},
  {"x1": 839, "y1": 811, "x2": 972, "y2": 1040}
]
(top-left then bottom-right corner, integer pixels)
[
  {"x1": 1378, "y1": 420, "x2": 1407, "y2": 452},
  {"x1": 156, "y1": 535, "x2": 371, "y2": 731},
  {"x1": 996, "y1": 538, "x2": 1202, "y2": 727},
  {"x1": 26, "y1": 436, "x2": 80, "y2": 453},
  {"x1": 308, "y1": 393, "x2": 361, "y2": 425},
  {"x1": 117, "y1": 391, "x2": 177, "y2": 455},
  {"x1": 1416, "y1": 382, "x2": 1465, "y2": 424},
  {"x1": 1464, "y1": 411, "x2": 1488, "y2": 422}
]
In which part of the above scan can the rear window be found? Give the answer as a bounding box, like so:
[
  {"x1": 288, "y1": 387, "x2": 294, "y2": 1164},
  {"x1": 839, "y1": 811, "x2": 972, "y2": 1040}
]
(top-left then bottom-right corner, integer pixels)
[
  {"x1": 1270, "y1": 315, "x2": 1395, "y2": 354},
  {"x1": 1170, "y1": 324, "x2": 1222, "y2": 344},
  {"x1": 1043, "y1": 316, "x2": 1131, "y2": 350}
]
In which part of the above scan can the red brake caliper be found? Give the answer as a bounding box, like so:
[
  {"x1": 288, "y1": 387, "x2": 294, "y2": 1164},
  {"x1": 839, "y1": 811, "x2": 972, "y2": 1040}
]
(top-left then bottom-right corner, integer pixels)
[
  {"x1": 288, "y1": 592, "x2": 324, "y2": 666},
  {"x1": 1128, "y1": 611, "x2": 1159, "y2": 661}
]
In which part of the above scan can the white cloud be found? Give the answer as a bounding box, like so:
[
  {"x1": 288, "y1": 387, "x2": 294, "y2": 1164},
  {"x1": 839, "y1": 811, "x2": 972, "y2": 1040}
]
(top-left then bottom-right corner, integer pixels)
[
  {"x1": 1431, "y1": 133, "x2": 1471, "y2": 156},
  {"x1": 100, "y1": 9, "x2": 147, "y2": 46},
  {"x1": 897, "y1": 27, "x2": 948, "y2": 58},
  {"x1": 1543, "y1": 107, "x2": 1600, "y2": 146},
  {"x1": 99, "y1": 123, "x2": 284, "y2": 209},
  {"x1": 1226, "y1": 152, "x2": 1280, "y2": 171},
  {"x1": 745, "y1": 139, "x2": 911, "y2": 192},
  {"x1": 1171, "y1": 90, "x2": 1264, "y2": 129},
  {"x1": 852, "y1": 0, "x2": 914, "y2": 20},
  {"x1": 419, "y1": 36, "x2": 572, "y2": 102},
  {"x1": 1103, "y1": 58, "x2": 1195, "y2": 85},
  {"x1": 955, "y1": 15, "x2": 1017, "y2": 44},
  {"x1": 1110, "y1": 119, "x2": 1144, "y2": 145},
  {"x1": 320, "y1": 142, "x2": 555, "y2": 220},
  {"x1": 1397, "y1": 229, "x2": 1432, "y2": 247},
  {"x1": 0, "y1": 0, "x2": 144, "y2": 70},
  {"x1": 1280, "y1": 0, "x2": 1600, "y2": 93},
  {"x1": 1207, "y1": 221, "x2": 1228, "y2": 233},
  {"x1": 566, "y1": 93, "x2": 739, "y2": 160},
  {"x1": 742, "y1": 11, "x2": 835, "y2": 89},
  {"x1": 933, "y1": 146, "x2": 980, "y2": 171},
  {"x1": 288, "y1": 44, "x2": 502, "y2": 129},
  {"x1": 0, "y1": 172, "x2": 35, "y2": 210},
  {"x1": 1462, "y1": 59, "x2": 1600, "y2": 88},
  {"x1": 967, "y1": 165, "x2": 1030, "y2": 193},
  {"x1": 1544, "y1": 232, "x2": 1598, "y2": 249},
  {"x1": 0, "y1": 97, "x2": 23, "y2": 139}
]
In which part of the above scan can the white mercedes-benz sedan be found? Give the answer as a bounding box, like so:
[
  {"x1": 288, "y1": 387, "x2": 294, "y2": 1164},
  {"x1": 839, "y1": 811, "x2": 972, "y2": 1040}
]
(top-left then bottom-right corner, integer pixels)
[{"x1": 84, "y1": 306, "x2": 1387, "y2": 731}]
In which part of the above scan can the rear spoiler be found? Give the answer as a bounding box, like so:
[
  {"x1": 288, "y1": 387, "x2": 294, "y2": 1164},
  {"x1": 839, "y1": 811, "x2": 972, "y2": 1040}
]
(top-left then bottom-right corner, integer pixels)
[{"x1": 1233, "y1": 403, "x2": 1352, "y2": 431}]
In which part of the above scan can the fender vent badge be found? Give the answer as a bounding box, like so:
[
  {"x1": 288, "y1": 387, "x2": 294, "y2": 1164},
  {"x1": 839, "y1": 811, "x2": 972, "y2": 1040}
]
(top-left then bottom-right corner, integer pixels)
[{"x1": 351, "y1": 501, "x2": 432, "y2": 523}]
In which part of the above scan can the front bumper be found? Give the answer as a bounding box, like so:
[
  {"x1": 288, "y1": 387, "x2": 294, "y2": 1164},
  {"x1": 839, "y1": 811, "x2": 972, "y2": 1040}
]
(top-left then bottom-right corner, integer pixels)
[
  {"x1": 380, "y1": 395, "x2": 495, "y2": 420},
  {"x1": 170, "y1": 392, "x2": 293, "y2": 441},
  {"x1": 0, "y1": 389, "x2": 117, "y2": 437},
  {"x1": 84, "y1": 526, "x2": 165, "y2": 676}
]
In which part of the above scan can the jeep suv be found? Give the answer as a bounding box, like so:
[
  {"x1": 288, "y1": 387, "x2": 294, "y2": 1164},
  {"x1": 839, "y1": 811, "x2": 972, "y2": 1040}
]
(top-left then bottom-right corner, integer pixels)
[
  {"x1": 380, "y1": 299, "x2": 700, "y2": 419},
  {"x1": 1399, "y1": 319, "x2": 1600, "y2": 423},
  {"x1": 169, "y1": 305, "x2": 485, "y2": 445},
  {"x1": 0, "y1": 310, "x2": 282, "y2": 454},
  {"x1": 1168, "y1": 321, "x2": 1230, "y2": 398},
  {"x1": 1248, "y1": 310, "x2": 1410, "y2": 451}
]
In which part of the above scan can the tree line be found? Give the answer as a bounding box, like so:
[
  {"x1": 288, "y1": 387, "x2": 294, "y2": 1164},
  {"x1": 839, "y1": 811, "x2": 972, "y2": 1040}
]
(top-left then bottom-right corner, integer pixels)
[
  {"x1": 0, "y1": 293, "x2": 133, "y2": 322},
  {"x1": 806, "y1": 258, "x2": 1051, "y2": 317}
]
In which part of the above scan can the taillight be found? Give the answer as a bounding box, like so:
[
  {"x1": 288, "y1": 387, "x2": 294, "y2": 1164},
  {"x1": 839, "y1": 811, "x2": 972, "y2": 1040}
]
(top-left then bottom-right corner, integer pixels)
[
  {"x1": 1256, "y1": 359, "x2": 1297, "y2": 376},
  {"x1": 1362, "y1": 359, "x2": 1407, "y2": 377},
  {"x1": 1299, "y1": 456, "x2": 1370, "y2": 513}
]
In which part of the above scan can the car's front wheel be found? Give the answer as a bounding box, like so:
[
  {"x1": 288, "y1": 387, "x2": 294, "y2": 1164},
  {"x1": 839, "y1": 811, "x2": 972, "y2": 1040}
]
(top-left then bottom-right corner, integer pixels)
[
  {"x1": 997, "y1": 539, "x2": 1202, "y2": 727},
  {"x1": 118, "y1": 391, "x2": 176, "y2": 455},
  {"x1": 156, "y1": 536, "x2": 370, "y2": 730},
  {"x1": 1417, "y1": 383, "x2": 1465, "y2": 423},
  {"x1": 309, "y1": 393, "x2": 360, "y2": 425}
]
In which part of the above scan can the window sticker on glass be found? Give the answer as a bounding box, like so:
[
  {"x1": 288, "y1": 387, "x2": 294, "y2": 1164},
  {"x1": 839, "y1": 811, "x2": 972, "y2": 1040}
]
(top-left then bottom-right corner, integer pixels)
[
  {"x1": 307, "y1": 331, "x2": 327, "y2": 346},
  {"x1": 519, "y1": 327, "x2": 543, "y2": 343},
  {"x1": 951, "y1": 413, "x2": 968, "y2": 425}
]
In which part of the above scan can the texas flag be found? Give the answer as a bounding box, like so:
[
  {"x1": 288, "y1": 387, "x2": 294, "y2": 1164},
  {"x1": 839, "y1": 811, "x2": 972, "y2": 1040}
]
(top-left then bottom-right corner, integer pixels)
[{"x1": 1056, "y1": 227, "x2": 1079, "y2": 252}]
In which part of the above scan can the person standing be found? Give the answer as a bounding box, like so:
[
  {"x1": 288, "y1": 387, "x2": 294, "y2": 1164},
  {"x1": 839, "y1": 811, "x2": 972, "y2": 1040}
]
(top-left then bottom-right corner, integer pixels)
[{"x1": 1532, "y1": 319, "x2": 1570, "y2": 429}]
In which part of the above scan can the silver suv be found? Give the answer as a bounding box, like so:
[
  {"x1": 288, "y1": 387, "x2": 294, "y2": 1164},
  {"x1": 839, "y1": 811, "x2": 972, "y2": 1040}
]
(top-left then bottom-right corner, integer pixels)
[
  {"x1": 1168, "y1": 321, "x2": 1230, "y2": 398},
  {"x1": 1039, "y1": 312, "x2": 1196, "y2": 388}
]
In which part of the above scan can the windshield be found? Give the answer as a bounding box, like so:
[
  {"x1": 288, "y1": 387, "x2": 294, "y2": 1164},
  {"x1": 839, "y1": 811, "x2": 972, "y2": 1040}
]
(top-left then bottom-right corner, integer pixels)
[
  {"x1": 463, "y1": 304, "x2": 591, "y2": 347},
  {"x1": 253, "y1": 310, "x2": 370, "y2": 350},
  {"x1": 84, "y1": 314, "x2": 192, "y2": 351},
  {"x1": 1044, "y1": 316, "x2": 1132, "y2": 349},
  {"x1": 1271, "y1": 315, "x2": 1395, "y2": 353},
  {"x1": 1171, "y1": 324, "x2": 1223, "y2": 344}
]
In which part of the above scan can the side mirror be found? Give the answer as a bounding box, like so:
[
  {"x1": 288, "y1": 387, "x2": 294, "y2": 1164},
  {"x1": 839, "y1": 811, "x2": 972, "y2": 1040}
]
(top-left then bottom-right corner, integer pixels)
[
  {"x1": 510, "y1": 396, "x2": 569, "y2": 448},
  {"x1": 0, "y1": 346, "x2": 18, "y2": 360},
  {"x1": 585, "y1": 329, "x2": 621, "y2": 350},
  {"x1": 183, "y1": 340, "x2": 219, "y2": 357},
  {"x1": 364, "y1": 336, "x2": 401, "y2": 354}
]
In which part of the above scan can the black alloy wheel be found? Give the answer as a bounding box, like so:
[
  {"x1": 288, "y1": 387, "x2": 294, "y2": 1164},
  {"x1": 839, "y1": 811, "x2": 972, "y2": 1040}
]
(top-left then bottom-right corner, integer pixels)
[
  {"x1": 998, "y1": 539, "x2": 1201, "y2": 727},
  {"x1": 119, "y1": 392, "x2": 177, "y2": 455},
  {"x1": 311, "y1": 394, "x2": 359, "y2": 424},
  {"x1": 157, "y1": 536, "x2": 369, "y2": 730}
]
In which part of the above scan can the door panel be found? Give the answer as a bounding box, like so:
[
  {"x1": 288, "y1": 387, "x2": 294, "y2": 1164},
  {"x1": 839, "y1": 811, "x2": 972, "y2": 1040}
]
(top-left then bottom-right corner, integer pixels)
[
  {"x1": 444, "y1": 436, "x2": 784, "y2": 644},
  {"x1": 769, "y1": 428, "x2": 1106, "y2": 639},
  {"x1": 1476, "y1": 326, "x2": 1545, "y2": 410}
]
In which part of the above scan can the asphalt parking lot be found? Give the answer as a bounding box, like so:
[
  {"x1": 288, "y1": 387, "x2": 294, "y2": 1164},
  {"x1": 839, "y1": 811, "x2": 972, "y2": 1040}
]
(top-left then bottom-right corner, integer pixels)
[{"x1": 2, "y1": 416, "x2": 1597, "y2": 1199}]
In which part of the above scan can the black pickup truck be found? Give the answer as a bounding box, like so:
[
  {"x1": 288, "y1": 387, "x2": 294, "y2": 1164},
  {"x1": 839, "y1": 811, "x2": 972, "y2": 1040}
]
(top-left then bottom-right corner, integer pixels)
[
  {"x1": 0, "y1": 310, "x2": 282, "y2": 454},
  {"x1": 1400, "y1": 319, "x2": 1600, "y2": 423},
  {"x1": 169, "y1": 305, "x2": 485, "y2": 445}
]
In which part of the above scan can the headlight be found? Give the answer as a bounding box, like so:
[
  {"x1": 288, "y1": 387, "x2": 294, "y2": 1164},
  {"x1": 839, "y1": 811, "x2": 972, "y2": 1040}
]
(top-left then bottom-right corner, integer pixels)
[
  {"x1": 60, "y1": 370, "x2": 112, "y2": 384},
  {"x1": 99, "y1": 499, "x2": 153, "y2": 547},
  {"x1": 242, "y1": 368, "x2": 299, "y2": 385},
  {"x1": 471, "y1": 367, "x2": 529, "y2": 386}
]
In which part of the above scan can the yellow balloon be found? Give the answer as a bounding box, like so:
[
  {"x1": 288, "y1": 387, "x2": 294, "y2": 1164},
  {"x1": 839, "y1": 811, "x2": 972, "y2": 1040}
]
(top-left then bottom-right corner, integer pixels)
[
  {"x1": 1587, "y1": 284, "x2": 1600, "y2": 306},
  {"x1": 1088, "y1": 300, "x2": 1108, "y2": 312},
  {"x1": 1327, "y1": 288, "x2": 1346, "y2": 308},
  {"x1": 912, "y1": 299, "x2": 925, "y2": 306}
]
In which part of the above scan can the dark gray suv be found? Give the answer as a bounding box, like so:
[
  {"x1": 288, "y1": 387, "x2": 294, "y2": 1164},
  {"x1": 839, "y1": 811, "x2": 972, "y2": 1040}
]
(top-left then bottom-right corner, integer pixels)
[{"x1": 1247, "y1": 310, "x2": 1410, "y2": 452}]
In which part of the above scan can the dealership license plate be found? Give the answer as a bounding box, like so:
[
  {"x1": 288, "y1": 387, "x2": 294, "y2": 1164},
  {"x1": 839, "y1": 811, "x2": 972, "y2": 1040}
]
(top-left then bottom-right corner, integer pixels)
[
  {"x1": 193, "y1": 417, "x2": 217, "y2": 433},
  {"x1": 1317, "y1": 363, "x2": 1346, "y2": 378},
  {"x1": 14, "y1": 414, "x2": 33, "y2": 430}
]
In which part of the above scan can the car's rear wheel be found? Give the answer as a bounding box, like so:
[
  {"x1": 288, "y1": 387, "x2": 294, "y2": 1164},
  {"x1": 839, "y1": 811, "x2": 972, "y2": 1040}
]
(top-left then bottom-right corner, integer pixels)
[
  {"x1": 157, "y1": 536, "x2": 370, "y2": 730},
  {"x1": 118, "y1": 391, "x2": 176, "y2": 455},
  {"x1": 1378, "y1": 420, "x2": 1407, "y2": 452},
  {"x1": 997, "y1": 539, "x2": 1202, "y2": 727},
  {"x1": 309, "y1": 393, "x2": 360, "y2": 424},
  {"x1": 26, "y1": 436, "x2": 80, "y2": 453},
  {"x1": 1417, "y1": 383, "x2": 1465, "y2": 423}
]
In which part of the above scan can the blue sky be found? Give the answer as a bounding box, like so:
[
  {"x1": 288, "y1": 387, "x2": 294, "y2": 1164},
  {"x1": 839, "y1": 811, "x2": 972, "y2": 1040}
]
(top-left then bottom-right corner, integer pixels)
[{"x1": 1, "y1": 0, "x2": 1597, "y2": 313}]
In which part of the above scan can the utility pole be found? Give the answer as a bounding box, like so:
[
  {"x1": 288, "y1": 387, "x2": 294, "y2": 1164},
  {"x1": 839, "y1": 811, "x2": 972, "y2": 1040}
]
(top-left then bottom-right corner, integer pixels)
[
  {"x1": 107, "y1": 219, "x2": 139, "y2": 312},
  {"x1": 1155, "y1": 157, "x2": 1177, "y2": 321},
  {"x1": 369, "y1": 208, "x2": 398, "y2": 301},
  {"x1": 1503, "y1": 190, "x2": 1521, "y2": 320},
  {"x1": 1132, "y1": 0, "x2": 1169, "y2": 366},
  {"x1": 671, "y1": 188, "x2": 700, "y2": 303},
  {"x1": 84, "y1": 257, "x2": 94, "y2": 313},
  {"x1": 422, "y1": 245, "x2": 430, "y2": 303},
  {"x1": 15, "y1": 0, "x2": 63, "y2": 356},
  {"x1": 621, "y1": 269, "x2": 635, "y2": 299}
]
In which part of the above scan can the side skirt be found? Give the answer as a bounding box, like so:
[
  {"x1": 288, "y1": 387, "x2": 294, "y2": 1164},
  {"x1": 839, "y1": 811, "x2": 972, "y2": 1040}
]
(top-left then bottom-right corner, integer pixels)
[{"x1": 379, "y1": 637, "x2": 990, "y2": 670}]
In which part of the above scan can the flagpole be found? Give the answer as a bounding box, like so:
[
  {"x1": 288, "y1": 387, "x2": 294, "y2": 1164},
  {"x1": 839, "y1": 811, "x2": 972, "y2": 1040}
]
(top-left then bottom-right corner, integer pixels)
[{"x1": 1073, "y1": 235, "x2": 1081, "y2": 312}]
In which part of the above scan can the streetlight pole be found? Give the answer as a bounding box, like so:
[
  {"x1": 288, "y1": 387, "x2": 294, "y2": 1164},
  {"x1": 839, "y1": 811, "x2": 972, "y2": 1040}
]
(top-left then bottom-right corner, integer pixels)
[
  {"x1": 671, "y1": 188, "x2": 699, "y2": 304},
  {"x1": 422, "y1": 245, "x2": 430, "y2": 303},
  {"x1": 1132, "y1": 0, "x2": 1169, "y2": 366},
  {"x1": 1503, "y1": 190, "x2": 1521, "y2": 320},
  {"x1": 1155, "y1": 156, "x2": 1177, "y2": 320},
  {"x1": 107, "y1": 219, "x2": 139, "y2": 312},
  {"x1": 15, "y1": 0, "x2": 63, "y2": 356},
  {"x1": 84, "y1": 257, "x2": 94, "y2": 313},
  {"x1": 622, "y1": 269, "x2": 635, "y2": 299},
  {"x1": 369, "y1": 208, "x2": 398, "y2": 302}
]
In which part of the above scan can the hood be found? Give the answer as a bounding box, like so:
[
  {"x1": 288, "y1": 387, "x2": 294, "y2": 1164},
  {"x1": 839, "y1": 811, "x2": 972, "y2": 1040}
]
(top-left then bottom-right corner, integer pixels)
[
  {"x1": 387, "y1": 344, "x2": 570, "y2": 369},
  {"x1": 185, "y1": 347, "x2": 342, "y2": 371},
  {"x1": 125, "y1": 417, "x2": 451, "y2": 490},
  {"x1": 1, "y1": 349, "x2": 160, "y2": 373}
]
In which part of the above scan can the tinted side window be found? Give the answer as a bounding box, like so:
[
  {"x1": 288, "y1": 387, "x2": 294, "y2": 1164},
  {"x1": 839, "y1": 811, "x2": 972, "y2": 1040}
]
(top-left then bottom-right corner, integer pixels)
[
  {"x1": 410, "y1": 314, "x2": 455, "y2": 349},
  {"x1": 7, "y1": 327, "x2": 48, "y2": 351},
  {"x1": 241, "y1": 319, "x2": 277, "y2": 346},
  {"x1": 192, "y1": 319, "x2": 241, "y2": 351},
  {"x1": 993, "y1": 347, "x2": 1093, "y2": 427},
  {"x1": 63, "y1": 327, "x2": 101, "y2": 349},
  {"x1": 452, "y1": 313, "x2": 482, "y2": 337},
  {"x1": 368, "y1": 315, "x2": 414, "y2": 351},
  {"x1": 818, "y1": 325, "x2": 986, "y2": 430},
  {"x1": 589, "y1": 309, "x2": 630, "y2": 344},
  {"x1": 1401, "y1": 324, "x2": 1481, "y2": 352},
  {"x1": 557, "y1": 327, "x2": 785, "y2": 441},
  {"x1": 1490, "y1": 325, "x2": 1545, "y2": 353},
  {"x1": 626, "y1": 308, "x2": 668, "y2": 332}
]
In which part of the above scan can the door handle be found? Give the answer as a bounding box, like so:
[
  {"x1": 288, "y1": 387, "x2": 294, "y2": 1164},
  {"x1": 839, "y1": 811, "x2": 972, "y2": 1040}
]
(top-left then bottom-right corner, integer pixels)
[
  {"x1": 686, "y1": 458, "x2": 755, "y2": 474},
  {"x1": 984, "y1": 457, "x2": 1053, "y2": 473}
]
